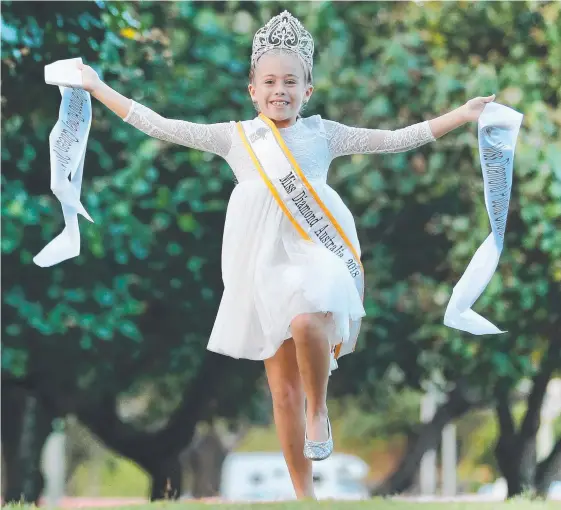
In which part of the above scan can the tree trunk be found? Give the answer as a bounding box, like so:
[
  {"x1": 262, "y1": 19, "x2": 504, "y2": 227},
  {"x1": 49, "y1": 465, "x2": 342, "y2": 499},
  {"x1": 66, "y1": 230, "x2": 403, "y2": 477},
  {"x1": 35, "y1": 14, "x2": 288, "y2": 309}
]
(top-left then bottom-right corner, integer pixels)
[
  {"x1": 183, "y1": 427, "x2": 228, "y2": 498},
  {"x1": 535, "y1": 438, "x2": 561, "y2": 497},
  {"x1": 494, "y1": 413, "x2": 523, "y2": 497},
  {"x1": 1, "y1": 385, "x2": 54, "y2": 504},
  {"x1": 373, "y1": 386, "x2": 475, "y2": 496},
  {"x1": 65, "y1": 354, "x2": 239, "y2": 499},
  {"x1": 494, "y1": 338, "x2": 559, "y2": 498},
  {"x1": 143, "y1": 456, "x2": 183, "y2": 501},
  {"x1": 27, "y1": 352, "x2": 262, "y2": 501}
]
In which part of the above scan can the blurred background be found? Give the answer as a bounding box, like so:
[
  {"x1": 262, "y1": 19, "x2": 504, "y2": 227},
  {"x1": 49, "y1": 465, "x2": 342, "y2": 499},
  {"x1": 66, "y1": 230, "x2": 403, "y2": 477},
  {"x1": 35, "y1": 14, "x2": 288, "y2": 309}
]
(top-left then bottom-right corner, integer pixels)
[{"x1": 1, "y1": 0, "x2": 560, "y2": 505}]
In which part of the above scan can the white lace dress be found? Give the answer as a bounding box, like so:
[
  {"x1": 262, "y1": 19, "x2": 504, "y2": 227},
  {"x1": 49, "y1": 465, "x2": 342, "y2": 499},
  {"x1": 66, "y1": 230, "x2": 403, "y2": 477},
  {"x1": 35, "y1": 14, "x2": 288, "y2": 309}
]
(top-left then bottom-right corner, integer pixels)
[{"x1": 124, "y1": 101, "x2": 435, "y2": 362}]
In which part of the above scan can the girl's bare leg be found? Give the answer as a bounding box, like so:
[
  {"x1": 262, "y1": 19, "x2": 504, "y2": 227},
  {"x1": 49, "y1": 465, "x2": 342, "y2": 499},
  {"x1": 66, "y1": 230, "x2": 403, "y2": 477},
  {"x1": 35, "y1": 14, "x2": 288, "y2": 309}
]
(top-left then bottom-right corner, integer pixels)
[
  {"x1": 290, "y1": 313, "x2": 331, "y2": 442},
  {"x1": 264, "y1": 339, "x2": 315, "y2": 499}
]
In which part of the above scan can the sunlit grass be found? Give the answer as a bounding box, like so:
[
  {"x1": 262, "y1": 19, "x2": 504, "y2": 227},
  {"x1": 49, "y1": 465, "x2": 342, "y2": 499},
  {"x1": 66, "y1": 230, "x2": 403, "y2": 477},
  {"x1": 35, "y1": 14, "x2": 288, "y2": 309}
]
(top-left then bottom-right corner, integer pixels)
[{"x1": 3, "y1": 496, "x2": 560, "y2": 510}]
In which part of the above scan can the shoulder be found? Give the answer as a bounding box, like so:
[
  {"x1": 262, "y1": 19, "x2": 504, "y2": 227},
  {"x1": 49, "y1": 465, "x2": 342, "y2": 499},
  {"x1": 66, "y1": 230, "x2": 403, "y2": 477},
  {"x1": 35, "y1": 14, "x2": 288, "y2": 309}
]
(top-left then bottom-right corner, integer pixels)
[
  {"x1": 301, "y1": 116, "x2": 349, "y2": 140},
  {"x1": 300, "y1": 114, "x2": 332, "y2": 137},
  {"x1": 300, "y1": 114, "x2": 325, "y2": 128}
]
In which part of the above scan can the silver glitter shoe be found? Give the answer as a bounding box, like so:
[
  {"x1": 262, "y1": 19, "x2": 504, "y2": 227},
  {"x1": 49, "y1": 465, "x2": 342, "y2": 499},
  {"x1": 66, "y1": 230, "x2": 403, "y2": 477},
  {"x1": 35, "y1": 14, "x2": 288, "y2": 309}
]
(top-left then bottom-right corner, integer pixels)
[{"x1": 303, "y1": 416, "x2": 333, "y2": 461}]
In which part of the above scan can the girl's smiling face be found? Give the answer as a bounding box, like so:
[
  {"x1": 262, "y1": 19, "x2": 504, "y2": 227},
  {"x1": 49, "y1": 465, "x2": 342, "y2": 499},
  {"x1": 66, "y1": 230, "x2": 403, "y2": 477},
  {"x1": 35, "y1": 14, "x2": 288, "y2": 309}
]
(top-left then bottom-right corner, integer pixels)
[{"x1": 248, "y1": 50, "x2": 314, "y2": 128}]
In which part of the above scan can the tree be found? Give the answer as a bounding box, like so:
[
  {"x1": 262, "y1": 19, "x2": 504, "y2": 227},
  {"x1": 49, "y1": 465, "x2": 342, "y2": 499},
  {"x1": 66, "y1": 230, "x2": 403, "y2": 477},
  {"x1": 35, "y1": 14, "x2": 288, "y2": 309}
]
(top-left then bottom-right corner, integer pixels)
[
  {"x1": 494, "y1": 338, "x2": 561, "y2": 498},
  {"x1": 311, "y1": 1, "x2": 560, "y2": 496},
  {"x1": 1, "y1": 1, "x2": 266, "y2": 501},
  {"x1": 3, "y1": 0, "x2": 559, "y2": 501}
]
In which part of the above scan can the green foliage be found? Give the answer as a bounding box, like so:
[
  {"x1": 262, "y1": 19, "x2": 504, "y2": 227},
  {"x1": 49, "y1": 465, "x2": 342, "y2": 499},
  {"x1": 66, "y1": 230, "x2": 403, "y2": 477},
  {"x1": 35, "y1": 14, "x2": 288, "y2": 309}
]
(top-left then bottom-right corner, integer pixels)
[
  {"x1": 69, "y1": 456, "x2": 149, "y2": 498},
  {"x1": 324, "y1": 1, "x2": 561, "y2": 397},
  {"x1": 1, "y1": 1, "x2": 260, "y2": 422},
  {"x1": 2, "y1": 0, "x2": 559, "y2": 457},
  {"x1": 334, "y1": 390, "x2": 421, "y2": 445}
]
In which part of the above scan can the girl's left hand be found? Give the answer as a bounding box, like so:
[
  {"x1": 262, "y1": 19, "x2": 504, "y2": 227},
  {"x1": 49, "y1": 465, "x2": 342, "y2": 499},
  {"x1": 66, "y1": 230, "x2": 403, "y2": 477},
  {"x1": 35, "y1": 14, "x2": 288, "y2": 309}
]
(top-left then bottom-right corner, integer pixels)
[{"x1": 463, "y1": 94, "x2": 496, "y2": 122}]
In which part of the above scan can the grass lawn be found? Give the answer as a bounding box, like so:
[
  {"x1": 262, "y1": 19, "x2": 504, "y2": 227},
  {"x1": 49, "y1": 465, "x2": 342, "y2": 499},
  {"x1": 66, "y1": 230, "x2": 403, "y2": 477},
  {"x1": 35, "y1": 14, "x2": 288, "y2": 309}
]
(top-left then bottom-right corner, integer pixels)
[{"x1": 3, "y1": 498, "x2": 560, "y2": 510}]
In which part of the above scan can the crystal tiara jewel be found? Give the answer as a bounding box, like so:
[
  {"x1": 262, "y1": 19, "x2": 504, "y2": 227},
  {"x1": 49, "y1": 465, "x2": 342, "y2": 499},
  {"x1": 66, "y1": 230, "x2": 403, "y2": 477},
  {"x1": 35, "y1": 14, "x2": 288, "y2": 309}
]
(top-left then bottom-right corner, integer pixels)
[{"x1": 251, "y1": 10, "x2": 314, "y2": 70}]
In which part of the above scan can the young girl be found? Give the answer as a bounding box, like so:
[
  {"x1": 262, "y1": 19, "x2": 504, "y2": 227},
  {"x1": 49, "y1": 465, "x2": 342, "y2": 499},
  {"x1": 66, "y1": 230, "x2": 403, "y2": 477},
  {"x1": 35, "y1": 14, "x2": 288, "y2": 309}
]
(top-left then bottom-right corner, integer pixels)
[{"x1": 78, "y1": 10, "x2": 494, "y2": 500}]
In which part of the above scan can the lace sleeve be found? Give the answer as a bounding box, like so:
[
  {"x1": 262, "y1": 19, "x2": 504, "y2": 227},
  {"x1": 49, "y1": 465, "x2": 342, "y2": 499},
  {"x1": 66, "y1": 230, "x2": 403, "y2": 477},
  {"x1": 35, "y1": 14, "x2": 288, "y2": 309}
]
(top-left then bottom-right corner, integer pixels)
[
  {"x1": 324, "y1": 119, "x2": 435, "y2": 159},
  {"x1": 123, "y1": 100, "x2": 233, "y2": 158}
]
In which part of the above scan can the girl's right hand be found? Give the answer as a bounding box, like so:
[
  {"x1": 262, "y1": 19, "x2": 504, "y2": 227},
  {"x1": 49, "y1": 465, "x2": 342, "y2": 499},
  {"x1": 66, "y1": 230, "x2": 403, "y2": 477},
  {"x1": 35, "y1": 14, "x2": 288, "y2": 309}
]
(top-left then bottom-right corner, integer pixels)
[{"x1": 76, "y1": 61, "x2": 101, "y2": 93}]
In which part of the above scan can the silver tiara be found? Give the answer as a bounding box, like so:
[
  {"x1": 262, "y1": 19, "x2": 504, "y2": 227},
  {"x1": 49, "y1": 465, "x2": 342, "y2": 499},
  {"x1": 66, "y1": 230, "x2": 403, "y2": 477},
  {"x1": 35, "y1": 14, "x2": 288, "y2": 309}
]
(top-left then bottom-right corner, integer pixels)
[{"x1": 251, "y1": 11, "x2": 314, "y2": 71}]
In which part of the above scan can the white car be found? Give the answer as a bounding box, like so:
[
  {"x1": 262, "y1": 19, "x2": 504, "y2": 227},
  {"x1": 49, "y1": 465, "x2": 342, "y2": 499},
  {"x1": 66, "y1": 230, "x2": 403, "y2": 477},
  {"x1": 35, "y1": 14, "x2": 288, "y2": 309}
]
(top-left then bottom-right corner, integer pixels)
[
  {"x1": 477, "y1": 479, "x2": 561, "y2": 501},
  {"x1": 220, "y1": 451, "x2": 370, "y2": 501},
  {"x1": 548, "y1": 481, "x2": 561, "y2": 499}
]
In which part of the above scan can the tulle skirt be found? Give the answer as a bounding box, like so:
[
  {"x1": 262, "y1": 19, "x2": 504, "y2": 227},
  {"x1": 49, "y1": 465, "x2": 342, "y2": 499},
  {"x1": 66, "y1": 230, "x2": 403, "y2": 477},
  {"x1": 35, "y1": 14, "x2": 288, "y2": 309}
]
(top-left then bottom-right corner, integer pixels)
[{"x1": 207, "y1": 178, "x2": 365, "y2": 365}]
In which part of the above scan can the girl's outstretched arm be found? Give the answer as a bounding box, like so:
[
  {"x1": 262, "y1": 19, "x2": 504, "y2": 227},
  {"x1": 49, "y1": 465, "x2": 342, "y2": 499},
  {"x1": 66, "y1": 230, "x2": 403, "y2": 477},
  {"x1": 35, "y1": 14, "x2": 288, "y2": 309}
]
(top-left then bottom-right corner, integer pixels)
[
  {"x1": 325, "y1": 95, "x2": 495, "y2": 159},
  {"x1": 429, "y1": 95, "x2": 495, "y2": 138},
  {"x1": 78, "y1": 62, "x2": 233, "y2": 158}
]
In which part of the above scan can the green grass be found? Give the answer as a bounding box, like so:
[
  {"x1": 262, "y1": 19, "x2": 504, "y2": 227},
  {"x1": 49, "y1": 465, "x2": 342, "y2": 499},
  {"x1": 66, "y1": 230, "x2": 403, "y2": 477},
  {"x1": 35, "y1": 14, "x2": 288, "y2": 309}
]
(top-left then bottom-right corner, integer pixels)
[{"x1": 3, "y1": 499, "x2": 560, "y2": 510}]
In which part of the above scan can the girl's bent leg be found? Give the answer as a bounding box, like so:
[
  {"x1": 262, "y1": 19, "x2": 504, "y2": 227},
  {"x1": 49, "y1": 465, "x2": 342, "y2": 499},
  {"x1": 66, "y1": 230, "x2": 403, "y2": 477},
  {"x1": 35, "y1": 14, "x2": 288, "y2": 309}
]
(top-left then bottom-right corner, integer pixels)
[
  {"x1": 264, "y1": 339, "x2": 315, "y2": 499},
  {"x1": 290, "y1": 313, "x2": 331, "y2": 443}
]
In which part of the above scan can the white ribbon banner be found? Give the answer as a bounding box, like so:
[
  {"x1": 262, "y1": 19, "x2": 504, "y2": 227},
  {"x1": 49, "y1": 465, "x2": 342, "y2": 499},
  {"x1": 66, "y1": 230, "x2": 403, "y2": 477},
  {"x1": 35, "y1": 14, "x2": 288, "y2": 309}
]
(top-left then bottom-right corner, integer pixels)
[
  {"x1": 444, "y1": 102, "x2": 523, "y2": 335},
  {"x1": 34, "y1": 58, "x2": 94, "y2": 267}
]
